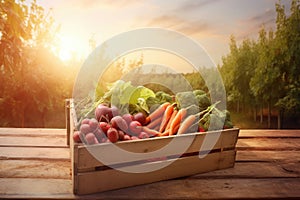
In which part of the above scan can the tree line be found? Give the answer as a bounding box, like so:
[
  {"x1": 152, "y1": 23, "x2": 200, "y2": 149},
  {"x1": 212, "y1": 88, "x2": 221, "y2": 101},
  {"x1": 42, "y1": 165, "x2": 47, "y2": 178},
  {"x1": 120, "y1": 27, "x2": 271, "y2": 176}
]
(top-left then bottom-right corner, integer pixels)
[
  {"x1": 219, "y1": 0, "x2": 300, "y2": 128},
  {"x1": 0, "y1": 0, "x2": 78, "y2": 127},
  {"x1": 1, "y1": 0, "x2": 299, "y2": 129}
]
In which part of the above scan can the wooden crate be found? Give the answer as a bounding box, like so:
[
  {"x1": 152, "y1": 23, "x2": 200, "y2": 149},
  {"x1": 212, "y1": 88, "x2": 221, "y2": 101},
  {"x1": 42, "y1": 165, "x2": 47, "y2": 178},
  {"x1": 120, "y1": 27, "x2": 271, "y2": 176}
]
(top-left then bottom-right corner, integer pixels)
[{"x1": 67, "y1": 99, "x2": 239, "y2": 195}]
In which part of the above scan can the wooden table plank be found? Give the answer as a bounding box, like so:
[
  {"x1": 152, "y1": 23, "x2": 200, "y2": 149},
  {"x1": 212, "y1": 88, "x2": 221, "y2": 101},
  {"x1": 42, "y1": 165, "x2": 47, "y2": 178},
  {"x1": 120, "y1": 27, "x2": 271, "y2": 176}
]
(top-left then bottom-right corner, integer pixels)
[
  {"x1": 239, "y1": 129, "x2": 300, "y2": 138},
  {"x1": 0, "y1": 128, "x2": 66, "y2": 137},
  {"x1": 0, "y1": 178, "x2": 72, "y2": 198},
  {"x1": 192, "y1": 162, "x2": 300, "y2": 179},
  {"x1": 237, "y1": 138, "x2": 300, "y2": 150},
  {"x1": 0, "y1": 136, "x2": 67, "y2": 147},
  {"x1": 237, "y1": 150, "x2": 300, "y2": 162},
  {"x1": 0, "y1": 128, "x2": 300, "y2": 199},
  {"x1": 0, "y1": 160, "x2": 71, "y2": 179},
  {"x1": 2, "y1": 178, "x2": 299, "y2": 199},
  {"x1": 95, "y1": 178, "x2": 300, "y2": 199},
  {"x1": 0, "y1": 147, "x2": 70, "y2": 160}
]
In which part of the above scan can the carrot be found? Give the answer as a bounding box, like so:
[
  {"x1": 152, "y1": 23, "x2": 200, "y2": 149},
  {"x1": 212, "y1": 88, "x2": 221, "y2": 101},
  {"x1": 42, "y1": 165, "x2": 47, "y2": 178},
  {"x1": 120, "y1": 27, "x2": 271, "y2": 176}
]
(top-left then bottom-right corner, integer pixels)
[
  {"x1": 159, "y1": 129, "x2": 170, "y2": 137},
  {"x1": 142, "y1": 126, "x2": 160, "y2": 137},
  {"x1": 145, "y1": 102, "x2": 170, "y2": 124},
  {"x1": 159, "y1": 105, "x2": 174, "y2": 133},
  {"x1": 146, "y1": 115, "x2": 163, "y2": 129},
  {"x1": 177, "y1": 114, "x2": 197, "y2": 135},
  {"x1": 169, "y1": 108, "x2": 187, "y2": 135},
  {"x1": 170, "y1": 123, "x2": 180, "y2": 136},
  {"x1": 153, "y1": 124, "x2": 160, "y2": 131},
  {"x1": 165, "y1": 109, "x2": 178, "y2": 130}
]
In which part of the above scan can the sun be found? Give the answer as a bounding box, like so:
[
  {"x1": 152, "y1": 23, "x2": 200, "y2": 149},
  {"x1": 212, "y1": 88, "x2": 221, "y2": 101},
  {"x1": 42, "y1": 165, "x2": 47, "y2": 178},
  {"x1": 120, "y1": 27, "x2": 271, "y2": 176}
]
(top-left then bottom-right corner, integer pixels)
[
  {"x1": 57, "y1": 36, "x2": 74, "y2": 62},
  {"x1": 57, "y1": 35, "x2": 89, "y2": 62},
  {"x1": 59, "y1": 48, "x2": 72, "y2": 62}
]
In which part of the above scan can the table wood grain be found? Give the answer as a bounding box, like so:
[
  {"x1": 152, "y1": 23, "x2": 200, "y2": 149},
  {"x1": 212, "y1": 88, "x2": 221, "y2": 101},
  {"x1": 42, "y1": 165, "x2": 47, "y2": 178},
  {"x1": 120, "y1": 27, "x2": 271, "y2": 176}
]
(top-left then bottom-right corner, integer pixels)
[{"x1": 0, "y1": 128, "x2": 299, "y2": 199}]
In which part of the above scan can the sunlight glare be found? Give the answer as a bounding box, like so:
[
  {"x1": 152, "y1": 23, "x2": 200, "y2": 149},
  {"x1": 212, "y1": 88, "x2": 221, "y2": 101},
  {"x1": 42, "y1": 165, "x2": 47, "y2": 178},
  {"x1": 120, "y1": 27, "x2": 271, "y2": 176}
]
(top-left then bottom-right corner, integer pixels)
[
  {"x1": 59, "y1": 48, "x2": 72, "y2": 61},
  {"x1": 59, "y1": 49, "x2": 72, "y2": 61},
  {"x1": 58, "y1": 35, "x2": 88, "y2": 62}
]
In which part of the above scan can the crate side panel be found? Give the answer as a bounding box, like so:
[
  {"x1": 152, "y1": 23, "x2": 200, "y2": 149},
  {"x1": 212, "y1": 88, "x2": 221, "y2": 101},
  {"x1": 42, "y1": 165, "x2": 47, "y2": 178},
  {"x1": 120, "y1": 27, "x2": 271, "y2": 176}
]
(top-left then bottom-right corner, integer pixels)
[
  {"x1": 69, "y1": 99, "x2": 78, "y2": 194},
  {"x1": 77, "y1": 128, "x2": 239, "y2": 170},
  {"x1": 75, "y1": 150, "x2": 236, "y2": 195}
]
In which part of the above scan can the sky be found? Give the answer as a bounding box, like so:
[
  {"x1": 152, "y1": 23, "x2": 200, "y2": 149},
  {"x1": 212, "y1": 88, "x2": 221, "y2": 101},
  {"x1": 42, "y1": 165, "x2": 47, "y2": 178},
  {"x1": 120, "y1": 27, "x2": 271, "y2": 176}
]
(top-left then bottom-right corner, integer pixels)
[{"x1": 36, "y1": 0, "x2": 292, "y2": 72}]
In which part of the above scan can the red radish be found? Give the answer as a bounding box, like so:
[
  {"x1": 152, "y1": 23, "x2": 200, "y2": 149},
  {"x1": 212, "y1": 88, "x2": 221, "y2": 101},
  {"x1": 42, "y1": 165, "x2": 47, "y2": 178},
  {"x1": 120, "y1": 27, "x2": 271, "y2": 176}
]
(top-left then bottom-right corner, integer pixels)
[
  {"x1": 95, "y1": 105, "x2": 111, "y2": 122},
  {"x1": 122, "y1": 113, "x2": 134, "y2": 124},
  {"x1": 99, "y1": 122, "x2": 110, "y2": 134},
  {"x1": 129, "y1": 121, "x2": 142, "y2": 136},
  {"x1": 118, "y1": 130, "x2": 125, "y2": 140},
  {"x1": 199, "y1": 127, "x2": 206, "y2": 132},
  {"x1": 131, "y1": 136, "x2": 140, "y2": 140},
  {"x1": 73, "y1": 131, "x2": 81, "y2": 143},
  {"x1": 101, "y1": 138, "x2": 108, "y2": 143},
  {"x1": 89, "y1": 118, "x2": 98, "y2": 131},
  {"x1": 107, "y1": 128, "x2": 119, "y2": 143},
  {"x1": 138, "y1": 132, "x2": 149, "y2": 139},
  {"x1": 85, "y1": 133, "x2": 97, "y2": 145},
  {"x1": 123, "y1": 134, "x2": 131, "y2": 140},
  {"x1": 80, "y1": 124, "x2": 91, "y2": 135},
  {"x1": 111, "y1": 116, "x2": 128, "y2": 131},
  {"x1": 110, "y1": 105, "x2": 119, "y2": 117},
  {"x1": 134, "y1": 112, "x2": 146, "y2": 125},
  {"x1": 94, "y1": 128, "x2": 105, "y2": 142},
  {"x1": 81, "y1": 118, "x2": 90, "y2": 125}
]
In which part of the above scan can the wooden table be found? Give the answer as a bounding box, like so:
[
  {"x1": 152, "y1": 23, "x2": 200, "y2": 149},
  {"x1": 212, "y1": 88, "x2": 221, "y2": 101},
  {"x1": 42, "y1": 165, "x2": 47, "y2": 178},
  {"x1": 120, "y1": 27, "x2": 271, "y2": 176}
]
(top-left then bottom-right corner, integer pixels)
[{"x1": 0, "y1": 128, "x2": 299, "y2": 199}]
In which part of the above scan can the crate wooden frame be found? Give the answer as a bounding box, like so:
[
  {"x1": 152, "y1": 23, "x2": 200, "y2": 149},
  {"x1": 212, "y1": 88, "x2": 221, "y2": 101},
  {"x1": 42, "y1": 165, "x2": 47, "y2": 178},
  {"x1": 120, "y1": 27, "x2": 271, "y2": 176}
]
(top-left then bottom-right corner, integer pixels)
[{"x1": 67, "y1": 99, "x2": 239, "y2": 195}]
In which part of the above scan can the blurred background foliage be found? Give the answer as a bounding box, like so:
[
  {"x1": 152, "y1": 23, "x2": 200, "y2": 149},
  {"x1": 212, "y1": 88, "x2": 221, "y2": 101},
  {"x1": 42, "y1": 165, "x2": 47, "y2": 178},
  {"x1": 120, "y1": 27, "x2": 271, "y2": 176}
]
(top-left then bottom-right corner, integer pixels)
[{"x1": 0, "y1": 0, "x2": 299, "y2": 129}]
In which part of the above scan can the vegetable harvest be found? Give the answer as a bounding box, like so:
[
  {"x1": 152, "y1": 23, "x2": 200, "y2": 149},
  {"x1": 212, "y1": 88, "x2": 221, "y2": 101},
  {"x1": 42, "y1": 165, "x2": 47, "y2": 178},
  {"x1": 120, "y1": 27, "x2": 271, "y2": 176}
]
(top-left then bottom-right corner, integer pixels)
[{"x1": 73, "y1": 81, "x2": 234, "y2": 144}]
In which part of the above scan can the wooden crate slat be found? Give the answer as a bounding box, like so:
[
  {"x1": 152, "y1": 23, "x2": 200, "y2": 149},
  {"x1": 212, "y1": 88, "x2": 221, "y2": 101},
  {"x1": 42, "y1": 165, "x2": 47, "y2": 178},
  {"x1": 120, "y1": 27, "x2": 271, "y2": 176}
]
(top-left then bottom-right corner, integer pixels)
[
  {"x1": 75, "y1": 150, "x2": 235, "y2": 195},
  {"x1": 76, "y1": 128, "x2": 239, "y2": 169}
]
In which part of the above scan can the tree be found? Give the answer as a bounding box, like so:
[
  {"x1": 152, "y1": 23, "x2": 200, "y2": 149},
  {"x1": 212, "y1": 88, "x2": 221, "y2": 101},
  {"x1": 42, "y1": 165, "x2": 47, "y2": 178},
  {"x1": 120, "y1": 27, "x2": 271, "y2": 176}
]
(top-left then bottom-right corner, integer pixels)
[
  {"x1": 273, "y1": 0, "x2": 300, "y2": 128},
  {"x1": 220, "y1": 35, "x2": 240, "y2": 111},
  {"x1": 221, "y1": 0, "x2": 300, "y2": 129},
  {"x1": 0, "y1": 0, "x2": 69, "y2": 127},
  {"x1": 220, "y1": 35, "x2": 257, "y2": 114}
]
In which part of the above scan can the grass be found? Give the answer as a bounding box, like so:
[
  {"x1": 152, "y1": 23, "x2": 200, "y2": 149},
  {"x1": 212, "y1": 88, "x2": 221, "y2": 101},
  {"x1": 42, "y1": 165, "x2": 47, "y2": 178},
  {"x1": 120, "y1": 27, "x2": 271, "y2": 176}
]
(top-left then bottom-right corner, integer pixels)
[
  {"x1": 231, "y1": 112, "x2": 267, "y2": 129},
  {"x1": 230, "y1": 111, "x2": 300, "y2": 129}
]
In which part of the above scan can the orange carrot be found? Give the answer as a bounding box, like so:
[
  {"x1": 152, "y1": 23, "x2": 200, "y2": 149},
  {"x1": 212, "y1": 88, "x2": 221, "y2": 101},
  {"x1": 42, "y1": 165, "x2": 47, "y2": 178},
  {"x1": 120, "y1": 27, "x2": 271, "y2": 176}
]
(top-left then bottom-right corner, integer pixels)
[
  {"x1": 177, "y1": 114, "x2": 196, "y2": 135},
  {"x1": 169, "y1": 123, "x2": 180, "y2": 136},
  {"x1": 159, "y1": 105, "x2": 174, "y2": 133},
  {"x1": 159, "y1": 129, "x2": 170, "y2": 137},
  {"x1": 153, "y1": 124, "x2": 160, "y2": 131},
  {"x1": 161, "y1": 123, "x2": 179, "y2": 137},
  {"x1": 165, "y1": 109, "x2": 178, "y2": 130},
  {"x1": 146, "y1": 115, "x2": 163, "y2": 129},
  {"x1": 169, "y1": 108, "x2": 187, "y2": 135},
  {"x1": 145, "y1": 102, "x2": 170, "y2": 124},
  {"x1": 142, "y1": 126, "x2": 160, "y2": 137}
]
